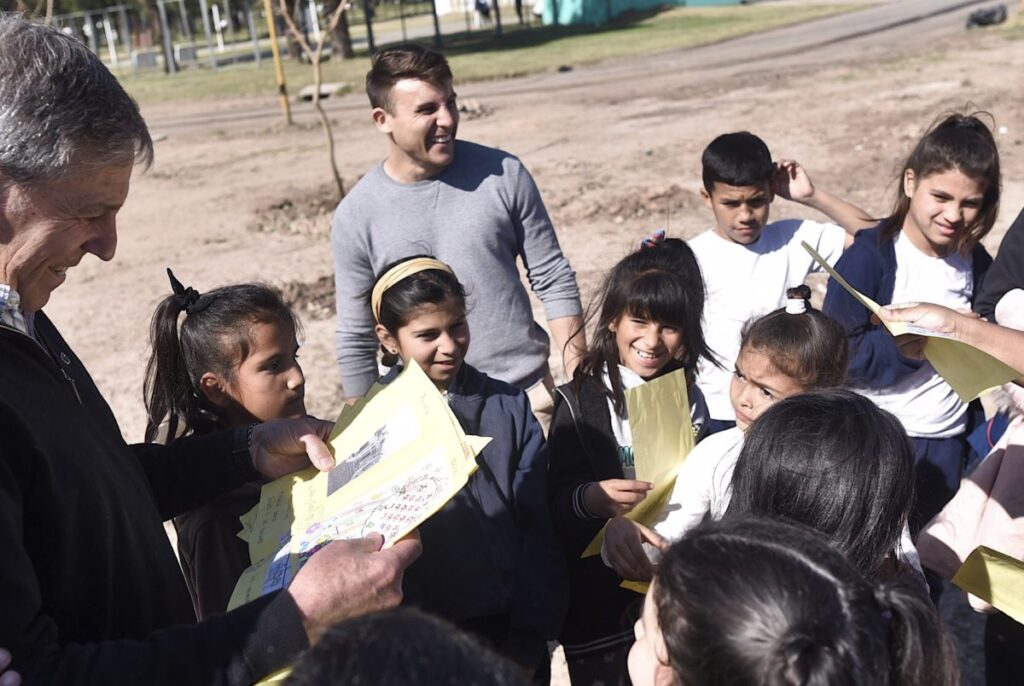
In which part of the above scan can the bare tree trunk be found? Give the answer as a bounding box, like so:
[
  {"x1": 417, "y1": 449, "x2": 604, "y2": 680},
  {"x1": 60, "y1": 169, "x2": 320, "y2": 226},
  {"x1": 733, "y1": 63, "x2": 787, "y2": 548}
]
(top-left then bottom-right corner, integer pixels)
[
  {"x1": 279, "y1": 0, "x2": 348, "y2": 200},
  {"x1": 328, "y1": 2, "x2": 354, "y2": 61}
]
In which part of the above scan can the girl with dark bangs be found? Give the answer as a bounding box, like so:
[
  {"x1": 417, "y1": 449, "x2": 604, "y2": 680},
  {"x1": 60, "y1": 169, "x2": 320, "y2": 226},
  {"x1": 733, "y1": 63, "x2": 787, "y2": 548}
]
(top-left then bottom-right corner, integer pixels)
[{"x1": 547, "y1": 237, "x2": 714, "y2": 685}]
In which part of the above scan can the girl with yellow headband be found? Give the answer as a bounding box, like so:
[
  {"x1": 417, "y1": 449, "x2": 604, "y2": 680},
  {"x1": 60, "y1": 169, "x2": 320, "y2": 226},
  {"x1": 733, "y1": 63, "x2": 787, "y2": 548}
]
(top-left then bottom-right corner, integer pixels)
[{"x1": 371, "y1": 256, "x2": 568, "y2": 683}]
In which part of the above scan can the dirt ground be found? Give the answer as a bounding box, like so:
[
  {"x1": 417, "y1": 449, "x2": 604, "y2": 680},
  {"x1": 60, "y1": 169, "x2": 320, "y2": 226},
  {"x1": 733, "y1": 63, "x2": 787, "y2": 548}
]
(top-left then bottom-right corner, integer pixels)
[
  {"x1": 36, "y1": 1, "x2": 1021, "y2": 681},
  {"x1": 61, "y1": 7, "x2": 1022, "y2": 441}
]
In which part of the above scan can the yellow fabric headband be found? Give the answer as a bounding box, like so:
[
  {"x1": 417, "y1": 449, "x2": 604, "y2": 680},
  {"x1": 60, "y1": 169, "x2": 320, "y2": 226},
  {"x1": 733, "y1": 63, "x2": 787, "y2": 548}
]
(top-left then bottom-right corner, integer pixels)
[{"x1": 371, "y1": 258, "x2": 455, "y2": 323}]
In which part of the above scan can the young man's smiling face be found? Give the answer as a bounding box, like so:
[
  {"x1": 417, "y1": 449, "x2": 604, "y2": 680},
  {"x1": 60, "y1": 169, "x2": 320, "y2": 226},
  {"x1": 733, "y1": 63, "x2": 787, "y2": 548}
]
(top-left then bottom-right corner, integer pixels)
[
  {"x1": 702, "y1": 181, "x2": 773, "y2": 245},
  {"x1": 373, "y1": 78, "x2": 459, "y2": 184}
]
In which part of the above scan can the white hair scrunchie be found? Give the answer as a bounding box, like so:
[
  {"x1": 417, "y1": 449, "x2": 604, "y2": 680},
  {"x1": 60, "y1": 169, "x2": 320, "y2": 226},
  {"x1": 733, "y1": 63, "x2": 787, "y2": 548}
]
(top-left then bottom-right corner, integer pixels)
[{"x1": 785, "y1": 298, "x2": 808, "y2": 315}]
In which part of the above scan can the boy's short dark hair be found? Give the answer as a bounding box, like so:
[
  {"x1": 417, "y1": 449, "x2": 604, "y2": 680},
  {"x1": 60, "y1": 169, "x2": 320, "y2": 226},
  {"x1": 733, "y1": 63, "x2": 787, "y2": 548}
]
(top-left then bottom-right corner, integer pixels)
[
  {"x1": 701, "y1": 131, "x2": 774, "y2": 193},
  {"x1": 366, "y1": 44, "x2": 453, "y2": 112},
  {"x1": 284, "y1": 608, "x2": 529, "y2": 686}
]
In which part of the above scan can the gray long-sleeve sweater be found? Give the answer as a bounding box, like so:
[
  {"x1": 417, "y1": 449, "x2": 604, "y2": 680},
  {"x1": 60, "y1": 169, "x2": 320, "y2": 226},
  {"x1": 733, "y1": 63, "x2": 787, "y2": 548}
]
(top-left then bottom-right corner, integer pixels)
[{"x1": 331, "y1": 140, "x2": 582, "y2": 397}]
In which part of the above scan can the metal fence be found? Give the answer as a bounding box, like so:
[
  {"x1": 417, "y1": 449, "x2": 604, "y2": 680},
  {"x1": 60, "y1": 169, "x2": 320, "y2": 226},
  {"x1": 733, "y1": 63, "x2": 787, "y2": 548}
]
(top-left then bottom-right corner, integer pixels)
[{"x1": 50, "y1": 0, "x2": 534, "y2": 75}]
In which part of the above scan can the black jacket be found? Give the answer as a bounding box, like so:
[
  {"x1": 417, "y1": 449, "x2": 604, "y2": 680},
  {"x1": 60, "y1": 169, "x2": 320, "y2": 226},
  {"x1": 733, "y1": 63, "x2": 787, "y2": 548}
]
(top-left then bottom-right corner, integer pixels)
[
  {"x1": 974, "y1": 207, "x2": 1024, "y2": 321},
  {"x1": 548, "y1": 367, "x2": 708, "y2": 652},
  {"x1": 174, "y1": 482, "x2": 260, "y2": 620},
  {"x1": 0, "y1": 313, "x2": 306, "y2": 685}
]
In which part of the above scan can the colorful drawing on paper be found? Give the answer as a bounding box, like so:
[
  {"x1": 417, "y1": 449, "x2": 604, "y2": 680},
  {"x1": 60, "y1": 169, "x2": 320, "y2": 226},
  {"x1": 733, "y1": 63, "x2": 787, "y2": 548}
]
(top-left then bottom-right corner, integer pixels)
[{"x1": 327, "y1": 407, "x2": 419, "y2": 496}]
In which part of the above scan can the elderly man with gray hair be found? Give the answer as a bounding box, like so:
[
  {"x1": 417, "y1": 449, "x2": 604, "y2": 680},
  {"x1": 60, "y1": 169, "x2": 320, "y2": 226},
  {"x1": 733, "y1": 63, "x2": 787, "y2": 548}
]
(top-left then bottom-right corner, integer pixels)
[{"x1": 0, "y1": 15, "x2": 420, "y2": 685}]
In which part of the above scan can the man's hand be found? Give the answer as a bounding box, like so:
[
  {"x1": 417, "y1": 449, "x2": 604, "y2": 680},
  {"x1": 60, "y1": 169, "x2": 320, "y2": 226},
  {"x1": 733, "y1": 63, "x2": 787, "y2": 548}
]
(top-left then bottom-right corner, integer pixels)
[
  {"x1": 288, "y1": 532, "x2": 422, "y2": 644},
  {"x1": 604, "y1": 516, "x2": 668, "y2": 582},
  {"x1": 249, "y1": 417, "x2": 335, "y2": 479},
  {"x1": 582, "y1": 479, "x2": 653, "y2": 518},
  {"x1": 874, "y1": 302, "x2": 963, "y2": 360},
  {"x1": 772, "y1": 158, "x2": 815, "y2": 204},
  {"x1": 548, "y1": 315, "x2": 586, "y2": 380}
]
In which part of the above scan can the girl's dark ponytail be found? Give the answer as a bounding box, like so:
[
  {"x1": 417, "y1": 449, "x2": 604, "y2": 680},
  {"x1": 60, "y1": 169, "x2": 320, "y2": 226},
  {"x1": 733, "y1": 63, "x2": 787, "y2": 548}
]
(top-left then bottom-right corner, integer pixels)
[
  {"x1": 873, "y1": 579, "x2": 958, "y2": 686},
  {"x1": 143, "y1": 295, "x2": 195, "y2": 442}
]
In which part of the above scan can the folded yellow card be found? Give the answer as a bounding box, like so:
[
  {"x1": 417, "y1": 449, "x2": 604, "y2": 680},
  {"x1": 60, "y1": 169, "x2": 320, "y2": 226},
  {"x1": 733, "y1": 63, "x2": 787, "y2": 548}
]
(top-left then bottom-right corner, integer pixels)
[
  {"x1": 229, "y1": 363, "x2": 487, "y2": 611},
  {"x1": 803, "y1": 241, "x2": 1021, "y2": 402},
  {"x1": 953, "y1": 546, "x2": 1024, "y2": 624},
  {"x1": 582, "y1": 368, "x2": 695, "y2": 558}
]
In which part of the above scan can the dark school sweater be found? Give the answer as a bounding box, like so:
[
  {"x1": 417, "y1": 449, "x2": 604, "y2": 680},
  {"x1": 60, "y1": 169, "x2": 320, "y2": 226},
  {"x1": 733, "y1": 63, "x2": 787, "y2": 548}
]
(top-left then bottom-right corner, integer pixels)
[
  {"x1": 174, "y1": 482, "x2": 260, "y2": 620},
  {"x1": 379, "y1": 364, "x2": 568, "y2": 658},
  {"x1": 974, "y1": 206, "x2": 1024, "y2": 321},
  {"x1": 0, "y1": 312, "x2": 307, "y2": 685}
]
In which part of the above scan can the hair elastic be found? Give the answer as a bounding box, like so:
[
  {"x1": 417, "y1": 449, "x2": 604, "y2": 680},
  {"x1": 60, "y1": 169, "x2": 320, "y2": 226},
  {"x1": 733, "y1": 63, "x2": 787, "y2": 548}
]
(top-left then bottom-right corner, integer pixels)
[
  {"x1": 638, "y1": 228, "x2": 666, "y2": 251},
  {"x1": 785, "y1": 297, "x2": 808, "y2": 315},
  {"x1": 371, "y1": 258, "x2": 455, "y2": 323},
  {"x1": 166, "y1": 268, "x2": 216, "y2": 315}
]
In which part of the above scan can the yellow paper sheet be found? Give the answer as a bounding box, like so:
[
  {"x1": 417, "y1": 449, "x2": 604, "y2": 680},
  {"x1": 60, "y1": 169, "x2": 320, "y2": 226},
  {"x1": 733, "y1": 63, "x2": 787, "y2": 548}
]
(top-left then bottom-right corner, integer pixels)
[
  {"x1": 621, "y1": 580, "x2": 650, "y2": 595},
  {"x1": 253, "y1": 668, "x2": 291, "y2": 685},
  {"x1": 228, "y1": 363, "x2": 487, "y2": 610},
  {"x1": 802, "y1": 241, "x2": 1021, "y2": 402},
  {"x1": 952, "y1": 546, "x2": 1024, "y2": 625},
  {"x1": 582, "y1": 369, "x2": 695, "y2": 558}
]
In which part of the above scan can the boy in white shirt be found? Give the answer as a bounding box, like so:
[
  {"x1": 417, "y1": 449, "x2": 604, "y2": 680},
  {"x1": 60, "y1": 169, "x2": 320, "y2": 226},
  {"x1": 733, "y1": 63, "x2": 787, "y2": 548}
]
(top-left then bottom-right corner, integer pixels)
[{"x1": 690, "y1": 131, "x2": 873, "y2": 432}]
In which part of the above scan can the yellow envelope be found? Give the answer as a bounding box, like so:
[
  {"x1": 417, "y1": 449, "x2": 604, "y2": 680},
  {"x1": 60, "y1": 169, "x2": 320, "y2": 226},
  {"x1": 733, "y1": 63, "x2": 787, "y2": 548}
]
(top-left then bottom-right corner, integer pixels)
[
  {"x1": 582, "y1": 368, "x2": 695, "y2": 558},
  {"x1": 952, "y1": 546, "x2": 1024, "y2": 625},
  {"x1": 802, "y1": 241, "x2": 1021, "y2": 402}
]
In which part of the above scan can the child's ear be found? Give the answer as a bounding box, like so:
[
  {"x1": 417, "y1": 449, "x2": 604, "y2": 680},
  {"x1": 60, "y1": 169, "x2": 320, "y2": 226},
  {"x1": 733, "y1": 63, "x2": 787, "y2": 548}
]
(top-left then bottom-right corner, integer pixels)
[
  {"x1": 903, "y1": 169, "x2": 916, "y2": 198},
  {"x1": 700, "y1": 186, "x2": 713, "y2": 209},
  {"x1": 198, "y1": 372, "x2": 231, "y2": 409},
  {"x1": 374, "y1": 323, "x2": 399, "y2": 356},
  {"x1": 371, "y1": 107, "x2": 393, "y2": 135}
]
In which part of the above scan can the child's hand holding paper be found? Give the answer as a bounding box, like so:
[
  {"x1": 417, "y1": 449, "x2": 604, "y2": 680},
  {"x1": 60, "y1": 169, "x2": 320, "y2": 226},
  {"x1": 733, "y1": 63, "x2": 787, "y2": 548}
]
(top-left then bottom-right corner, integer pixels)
[{"x1": 583, "y1": 479, "x2": 654, "y2": 518}]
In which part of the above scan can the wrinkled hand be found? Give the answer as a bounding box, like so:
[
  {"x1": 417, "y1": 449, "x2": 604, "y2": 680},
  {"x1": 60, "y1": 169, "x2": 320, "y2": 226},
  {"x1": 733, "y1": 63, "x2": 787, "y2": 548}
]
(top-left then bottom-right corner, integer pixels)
[
  {"x1": 250, "y1": 417, "x2": 335, "y2": 479},
  {"x1": 772, "y1": 158, "x2": 815, "y2": 203},
  {"x1": 874, "y1": 302, "x2": 967, "y2": 360},
  {"x1": 289, "y1": 531, "x2": 422, "y2": 644},
  {"x1": 604, "y1": 516, "x2": 668, "y2": 582},
  {"x1": 0, "y1": 648, "x2": 21, "y2": 686},
  {"x1": 583, "y1": 479, "x2": 653, "y2": 518}
]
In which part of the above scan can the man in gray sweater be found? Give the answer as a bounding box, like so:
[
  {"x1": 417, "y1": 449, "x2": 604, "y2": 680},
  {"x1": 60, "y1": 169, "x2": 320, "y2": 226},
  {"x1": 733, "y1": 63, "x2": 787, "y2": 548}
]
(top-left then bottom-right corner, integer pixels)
[{"x1": 331, "y1": 45, "x2": 584, "y2": 426}]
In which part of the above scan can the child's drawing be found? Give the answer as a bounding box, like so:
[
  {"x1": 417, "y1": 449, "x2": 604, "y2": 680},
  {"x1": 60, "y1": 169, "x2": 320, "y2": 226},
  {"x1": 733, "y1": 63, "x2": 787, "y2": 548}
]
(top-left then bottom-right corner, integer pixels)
[{"x1": 326, "y1": 406, "x2": 419, "y2": 496}]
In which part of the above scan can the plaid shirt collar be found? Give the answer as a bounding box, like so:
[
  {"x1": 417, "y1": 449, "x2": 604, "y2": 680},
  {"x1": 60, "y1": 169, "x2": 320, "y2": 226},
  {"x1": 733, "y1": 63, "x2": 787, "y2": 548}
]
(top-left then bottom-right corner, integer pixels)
[{"x1": 0, "y1": 284, "x2": 32, "y2": 336}]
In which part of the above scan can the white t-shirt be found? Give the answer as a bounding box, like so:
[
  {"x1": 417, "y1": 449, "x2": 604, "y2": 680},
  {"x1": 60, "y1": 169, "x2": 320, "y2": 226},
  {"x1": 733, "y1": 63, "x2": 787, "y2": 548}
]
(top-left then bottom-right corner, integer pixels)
[
  {"x1": 603, "y1": 365, "x2": 647, "y2": 480},
  {"x1": 858, "y1": 232, "x2": 972, "y2": 438},
  {"x1": 648, "y1": 427, "x2": 745, "y2": 542},
  {"x1": 620, "y1": 425, "x2": 924, "y2": 579},
  {"x1": 691, "y1": 219, "x2": 847, "y2": 420}
]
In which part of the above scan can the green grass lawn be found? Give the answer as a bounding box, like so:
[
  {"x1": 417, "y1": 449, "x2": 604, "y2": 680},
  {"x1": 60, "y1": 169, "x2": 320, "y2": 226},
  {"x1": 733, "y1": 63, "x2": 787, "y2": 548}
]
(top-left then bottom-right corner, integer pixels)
[{"x1": 121, "y1": 3, "x2": 860, "y2": 104}]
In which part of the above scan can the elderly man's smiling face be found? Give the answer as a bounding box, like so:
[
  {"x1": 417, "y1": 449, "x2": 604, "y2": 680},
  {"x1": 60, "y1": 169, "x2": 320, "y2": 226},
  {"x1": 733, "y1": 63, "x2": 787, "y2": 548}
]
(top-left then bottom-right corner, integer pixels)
[{"x1": 0, "y1": 162, "x2": 132, "y2": 312}]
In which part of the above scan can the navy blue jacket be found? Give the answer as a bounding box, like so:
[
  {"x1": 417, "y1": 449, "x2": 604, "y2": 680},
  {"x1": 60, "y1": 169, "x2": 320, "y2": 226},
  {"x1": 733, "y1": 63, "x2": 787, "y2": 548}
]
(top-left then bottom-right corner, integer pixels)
[
  {"x1": 380, "y1": 364, "x2": 568, "y2": 652},
  {"x1": 823, "y1": 225, "x2": 992, "y2": 389}
]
